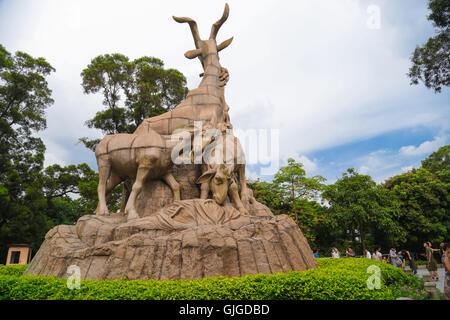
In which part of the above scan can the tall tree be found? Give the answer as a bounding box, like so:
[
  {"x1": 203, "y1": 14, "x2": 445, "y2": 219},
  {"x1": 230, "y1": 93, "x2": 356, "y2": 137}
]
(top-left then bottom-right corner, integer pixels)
[
  {"x1": 383, "y1": 167, "x2": 449, "y2": 253},
  {"x1": 421, "y1": 144, "x2": 450, "y2": 177},
  {"x1": 249, "y1": 159, "x2": 326, "y2": 246},
  {"x1": 408, "y1": 0, "x2": 449, "y2": 92},
  {"x1": 322, "y1": 168, "x2": 403, "y2": 252},
  {"x1": 79, "y1": 54, "x2": 188, "y2": 150},
  {"x1": 0, "y1": 44, "x2": 55, "y2": 261},
  {"x1": 40, "y1": 163, "x2": 122, "y2": 219},
  {"x1": 273, "y1": 158, "x2": 325, "y2": 224}
]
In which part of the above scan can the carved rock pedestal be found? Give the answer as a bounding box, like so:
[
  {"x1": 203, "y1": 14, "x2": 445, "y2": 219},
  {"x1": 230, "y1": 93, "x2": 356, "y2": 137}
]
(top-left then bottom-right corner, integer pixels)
[{"x1": 24, "y1": 199, "x2": 318, "y2": 280}]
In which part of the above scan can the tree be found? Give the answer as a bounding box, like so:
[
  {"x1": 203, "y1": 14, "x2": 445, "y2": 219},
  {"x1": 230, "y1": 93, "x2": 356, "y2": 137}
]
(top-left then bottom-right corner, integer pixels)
[
  {"x1": 249, "y1": 159, "x2": 326, "y2": 246},
  {"x1": 79, "y1": 54, "x2": 188, "y2": 150},
  {"x1": 40, "y1": 163, "x2": 122, "y2": 219},
  {"x1": 408, "y1": 0, "x2": 449, "y2": 92},
  {"x1": 421, "y1": 144, "x2": 450, "y2": 176},
  {"x1": 248, "y1": 179, "x2": 285, "y2": 215},
  {"x1": 273, "y1": 158, "x2": 325, "y2": 224},
  {"x1": 322, "y1": 168, "x2": 403, "y2": 252},
  {"x1": 383, "y1": 167, "x2": 449, "y2": 253},
  {"x1": 0, "y1": 44, "x2": 55, "y2": 261}
]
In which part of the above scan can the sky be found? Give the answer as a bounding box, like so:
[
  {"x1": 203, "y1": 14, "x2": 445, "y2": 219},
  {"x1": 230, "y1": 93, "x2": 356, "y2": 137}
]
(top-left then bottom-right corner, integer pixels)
[{"x1": 0, "y1": 0, "x2": 449, "y2": 184}]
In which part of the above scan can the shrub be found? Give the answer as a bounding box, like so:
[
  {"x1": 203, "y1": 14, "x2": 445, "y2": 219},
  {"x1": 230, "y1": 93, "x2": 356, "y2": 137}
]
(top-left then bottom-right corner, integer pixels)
[
  {"x1": 0, "y1": 265, "x2": 28, "y2": 277},
  {"x1": 0, "y1": 258, "x2": 421, "y2": 300}
]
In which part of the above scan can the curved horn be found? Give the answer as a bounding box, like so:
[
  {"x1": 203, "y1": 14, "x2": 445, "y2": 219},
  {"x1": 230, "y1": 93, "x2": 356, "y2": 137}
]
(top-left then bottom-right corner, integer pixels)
[
  {"x1": 173, "y1": 16, "x2": 201, "y2": 48},
  {"x1": 209, "y1": 3, "x2": 229, "y2": 40}
]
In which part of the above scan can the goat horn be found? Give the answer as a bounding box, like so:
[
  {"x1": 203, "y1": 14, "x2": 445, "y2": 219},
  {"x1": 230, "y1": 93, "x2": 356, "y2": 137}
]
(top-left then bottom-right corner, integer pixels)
[
  {"x1": 173, "y1": 16, "x2": 201, "y2": 49},
  {"x1": 210, "y1": 3, "x2": 229, "y2": 40}
]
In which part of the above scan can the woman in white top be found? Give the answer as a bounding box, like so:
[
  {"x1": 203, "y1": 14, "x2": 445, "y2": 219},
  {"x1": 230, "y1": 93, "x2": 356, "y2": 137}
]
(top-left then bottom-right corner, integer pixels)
[
  {"x1": 331, "y1": 248, "x2": 340, "y2": 258},
  {"x1": 372, "y1": 248, "x2": 382, "y2": 261}
]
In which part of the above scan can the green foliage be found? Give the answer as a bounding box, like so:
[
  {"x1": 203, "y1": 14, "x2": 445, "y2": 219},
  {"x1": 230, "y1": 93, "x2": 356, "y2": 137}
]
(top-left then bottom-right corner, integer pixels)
[
  {"x1": 421, "y1": 145, "x2": 450, "y2": 178},
  {"x1": 249, "y1": 158, "x2": 326, "y2": 245},
  {"x1": 0, "y1": 259, "x2": 421, "y2": 300},
  {"x1": 0, "y1": 265, "x2": 27, "y2": 277},
  {"x1": 383, "y1": 167, "x2": 449, "y2": 252},
  {"x1": 79, "y1": 53, "x2": 188, "y2": 150},
  {"x1": 322, "y1": 169, "x2": 404, "y2": 252},
  {"x1": 408, "y1": 0, "x2": 449, "y2": 92},
  {"x1": 0, "y1": 44, "x2": 55, "y2": 263}
]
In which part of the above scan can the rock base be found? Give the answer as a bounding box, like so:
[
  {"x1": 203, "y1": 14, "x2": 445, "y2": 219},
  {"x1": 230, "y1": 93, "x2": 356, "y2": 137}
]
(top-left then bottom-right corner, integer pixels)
[{"x1": 24, "y1": 210, "x2": 318, "y2": 280}]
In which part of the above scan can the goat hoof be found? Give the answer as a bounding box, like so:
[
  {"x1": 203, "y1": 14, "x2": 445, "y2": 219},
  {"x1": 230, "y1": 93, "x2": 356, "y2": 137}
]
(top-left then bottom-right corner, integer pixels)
[
  {"x1": 239, "y1": 208, "x2": 249, "y2": 215},
  {"x1": 96, "y1": 209, "x2": 109, "y2": 216}
]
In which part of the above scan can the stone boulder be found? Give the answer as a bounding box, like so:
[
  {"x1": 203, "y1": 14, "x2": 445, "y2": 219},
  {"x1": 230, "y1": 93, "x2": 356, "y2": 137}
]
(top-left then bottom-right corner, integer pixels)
[{"x1": 24, "y1": 200, "x2": 318, "y2": 280}]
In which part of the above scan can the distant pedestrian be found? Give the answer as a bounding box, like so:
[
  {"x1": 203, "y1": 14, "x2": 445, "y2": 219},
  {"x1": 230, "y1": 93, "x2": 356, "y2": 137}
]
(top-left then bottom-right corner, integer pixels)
[
  {"x1": 441, "y1": 243, "x2": 449, "y2": 300},
  {"x1": 313, "y1": 250, "x2": 319, "y2": 259},
  {"x1": 404, "y1": 250, "x2": 417, "y2": 275},
  {"x1": 389, "y1": 248, "x2": 397, "y2": 267},
  {"x1": 364, "y1": 249, "x2": 371, "y2": 259},
  {"x1": 373, "y1": 247, "x2": 382, "y2": 261},
  {"x1": 424, "y1": 242, "x2": 439, "y2": 281},
  {"x1": 397, "y1": 250, "x2": 406, "y2": 269},
  {"x1": 345, "y1": 248, "x2": 355, "y2": 257},
  {"x1": 331, "y1": 248, "x2": 340, "y2": 258},
  {"x1": 439, "y1": 242, "x2": 445, "y2": 260}
]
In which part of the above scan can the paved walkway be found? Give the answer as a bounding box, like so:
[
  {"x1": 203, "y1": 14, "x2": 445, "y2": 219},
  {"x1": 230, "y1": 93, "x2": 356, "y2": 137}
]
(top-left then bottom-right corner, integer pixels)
[{"x1": 415, "y1": 268, "x2": 445, "y2": 292}]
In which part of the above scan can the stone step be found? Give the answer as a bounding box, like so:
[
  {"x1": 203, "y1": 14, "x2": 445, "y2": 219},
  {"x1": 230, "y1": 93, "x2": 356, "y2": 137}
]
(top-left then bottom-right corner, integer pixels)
[{"x1": 422, "y1": 274, "x2": 432, "y2": 282}]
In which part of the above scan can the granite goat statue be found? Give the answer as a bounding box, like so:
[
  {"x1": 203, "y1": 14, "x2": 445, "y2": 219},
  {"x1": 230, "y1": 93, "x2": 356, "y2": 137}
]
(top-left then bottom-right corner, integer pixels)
[
  {"x1": 23, "y1": 4, "x2": 319, "y2": 281},
  {"x1": 134, "y1": 3, "x2": 233, "y2": 137},
  {"x1": 195, "y1": 130, "x2": 249, "y2": 214},
  {"x1": 95, "y1": 128, "x2": 192, "y2": 220}
]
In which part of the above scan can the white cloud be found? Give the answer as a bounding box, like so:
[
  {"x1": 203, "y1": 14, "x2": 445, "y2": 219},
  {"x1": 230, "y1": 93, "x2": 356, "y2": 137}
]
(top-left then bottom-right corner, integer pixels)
[
  {"x1": 350, "y1": 136, "x2": 448, "y2": 183},
  {"x1": 401, "y1": 166, "x2": 413, "y2": 173},
  {"x1": 245, "y1": 168, "x2": 260, "y2": 181},
  {"x1": 298, "y1": 155, "x2": 318, "y2": 174},
  {"x1": 43, "y1": 140, "x2": 69, "y2": 167},
  {"x1": 279, "y1": 153, "x2": 318, "y2": 175},
  {"x1": 399, "y1": 136, "x2": 447, "y2": 157},
  {"x1": 359, "y1": 166, "x2": 370, "y2": 175}
]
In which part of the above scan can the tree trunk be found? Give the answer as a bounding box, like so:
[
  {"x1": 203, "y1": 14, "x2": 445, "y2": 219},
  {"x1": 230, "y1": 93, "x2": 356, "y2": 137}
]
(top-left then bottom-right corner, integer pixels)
[
  {"x1": 358, "y1": 221, "x2": 366, "y2": 254},
  {"x1": 291, "y1": 183, "x2": 298, "y2": 223}
]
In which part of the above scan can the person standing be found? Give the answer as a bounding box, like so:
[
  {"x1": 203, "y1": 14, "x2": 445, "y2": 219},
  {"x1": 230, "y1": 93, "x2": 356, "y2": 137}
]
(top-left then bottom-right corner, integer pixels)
[
  {"x1": 364, "y1": 249, "x2": 371, "y2": 259},
  {"x1": 441, "y1": 243, "x2": 449, "y2": 300},
  {"x1": 404, "y1": 250, "x2": 417, "y2": 275},
  {"x1": 389, "y1": 248, "x2": 398, "y2": 267},
  {"x1": 425, "y1": 242, "x2": 439, "y2": 281},
  {"x1": 313, "y1": 250, "x2": 319, "y2": 259},
  {"x1": 439, "y1": 242, "x2": 445, "y2": 259},
  {"x1": 373, "y1": 248, "x2": 382, "y2": 261},
  {"x1": 331, "y1": 248, "x2": 340, "y2": 258},
  {"x1": 345, "y1": 248, "x2": 356, "y2": 257},
  {"x1": 397, "y1": 250, "x2": 406, "y2": 269}
]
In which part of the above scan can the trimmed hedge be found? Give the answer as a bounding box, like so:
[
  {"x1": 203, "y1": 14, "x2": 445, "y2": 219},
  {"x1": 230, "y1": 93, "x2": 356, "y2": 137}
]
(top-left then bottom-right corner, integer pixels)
[{"x1": 0, "y1": 258, "x2": 421, "y2": 300}]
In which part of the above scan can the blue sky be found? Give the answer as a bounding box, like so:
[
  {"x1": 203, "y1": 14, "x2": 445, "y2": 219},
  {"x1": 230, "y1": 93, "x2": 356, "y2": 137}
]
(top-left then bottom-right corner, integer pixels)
[{"x1": 0, "y1": 0, "x2": 448, "y2": 184}]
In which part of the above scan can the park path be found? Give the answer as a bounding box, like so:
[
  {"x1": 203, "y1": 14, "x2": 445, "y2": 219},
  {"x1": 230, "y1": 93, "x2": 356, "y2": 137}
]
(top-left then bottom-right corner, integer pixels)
[{"x1": 415, "y1": 268, "x2": 445, "y2": 292}]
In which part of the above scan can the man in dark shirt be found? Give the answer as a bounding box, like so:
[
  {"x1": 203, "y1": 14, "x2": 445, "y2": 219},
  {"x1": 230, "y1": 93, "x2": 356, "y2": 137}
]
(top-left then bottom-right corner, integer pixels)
[{"x1": 401, "y1": 250, "x2": 417, "y2": 275}]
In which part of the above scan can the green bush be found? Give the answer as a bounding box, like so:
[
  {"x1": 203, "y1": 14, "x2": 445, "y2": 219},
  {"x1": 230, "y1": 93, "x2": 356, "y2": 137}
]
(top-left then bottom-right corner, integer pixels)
[
  {"x1": 0, "y1": 265, "x2": 28, "y2": 277},
  {"x1": 0, "y1": 258, "x2": 421, "y2": 300}
]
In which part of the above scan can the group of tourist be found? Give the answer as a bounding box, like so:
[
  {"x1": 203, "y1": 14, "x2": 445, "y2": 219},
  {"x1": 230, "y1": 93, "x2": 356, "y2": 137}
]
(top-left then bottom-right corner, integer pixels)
[
  {"x1": 321, "y1": 242, "x2": 449, "y2": 300},
  {"x1": 421, "y1": 242, "x2": 450, "y2": 300}
]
